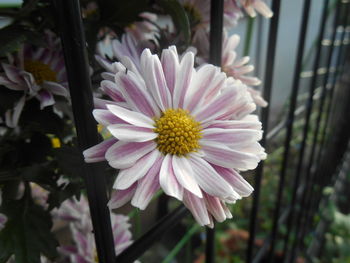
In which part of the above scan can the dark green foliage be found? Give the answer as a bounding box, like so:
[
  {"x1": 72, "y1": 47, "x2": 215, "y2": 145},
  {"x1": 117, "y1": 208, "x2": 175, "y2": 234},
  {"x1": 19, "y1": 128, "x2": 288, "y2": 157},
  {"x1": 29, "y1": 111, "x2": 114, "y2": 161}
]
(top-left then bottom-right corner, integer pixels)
[{"x1": 0, "y1": 195, "x2": 58, "y2": 263}]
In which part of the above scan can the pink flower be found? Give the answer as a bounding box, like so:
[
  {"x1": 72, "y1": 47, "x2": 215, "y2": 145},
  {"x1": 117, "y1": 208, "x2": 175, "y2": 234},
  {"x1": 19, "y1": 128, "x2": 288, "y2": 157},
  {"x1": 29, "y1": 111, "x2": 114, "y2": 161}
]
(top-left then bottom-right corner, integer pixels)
[
  {"x1": 221, "y1": 32, "x2": 267, "y2": 107},
  {"x1": 240, "y1": 0, "x2": 273, "y2": 18},
  {"x1": 84, "y1": 46, "x2": 265, "y2": 227},
  {"x1": 0, "y1": 32, "x2": 68, "y2": 127},
  {"x1": 56, "y1": 196, "x2": 133, "y2": 262},
  {"x1": 125, "y1": 12, "x2": 159, "y2": 43}
]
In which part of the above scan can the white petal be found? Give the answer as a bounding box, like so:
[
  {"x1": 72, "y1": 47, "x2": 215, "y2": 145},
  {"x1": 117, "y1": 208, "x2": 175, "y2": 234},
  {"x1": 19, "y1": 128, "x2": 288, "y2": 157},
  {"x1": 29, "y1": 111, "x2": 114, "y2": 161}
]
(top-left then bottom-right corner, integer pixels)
[
  {"x1": 107, "y1": 124, "x2": 157, "y2": 142},
  {"x1": 159, "y1": 154, "x2": 183, "y2": 200},
  {"x1": 107, "y1": 104, "x2": 155, "y2": 129},
  {"x1": 172, "y1": 156, "x2": 202, "y2": 198},
  {"x1": 113, "y1": 150, "x2": 160, "y2": 190},
  {"x1": 105, "y1": 140, "x2": 156, "y2": 169},
  {"x1": 189, "y1": 155, "x2": 235, "y2": 199}
]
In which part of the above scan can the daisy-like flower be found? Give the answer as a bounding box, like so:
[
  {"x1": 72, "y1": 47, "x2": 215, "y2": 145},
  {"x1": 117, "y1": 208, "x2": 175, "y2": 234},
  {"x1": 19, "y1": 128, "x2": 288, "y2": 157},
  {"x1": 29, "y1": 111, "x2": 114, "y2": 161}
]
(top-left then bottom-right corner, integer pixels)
[
  {"x1": 125, "y1": 12, "x2": 159, "y2": 43},
  {"x1": 240, "y1": 0, "x2": 273, "y2": 18},
  {"x1": 0, "y1": 189, "x2": 7, "y2": 231},
  {"x1": 96, "y1": 32, "x2": 152, "y2": 80},
  {"x1": 0, "y1": 32, "x2": 68, "y2": 127},
  {"x1": 221, "y1": 32, "x2": 267, "y2": 107},
  {"x1": 84, "y1": 46, "x2": 266, "y2": 227},
  {"x1": 56, "y1": 196, "x2": 133, "y2": 262}
]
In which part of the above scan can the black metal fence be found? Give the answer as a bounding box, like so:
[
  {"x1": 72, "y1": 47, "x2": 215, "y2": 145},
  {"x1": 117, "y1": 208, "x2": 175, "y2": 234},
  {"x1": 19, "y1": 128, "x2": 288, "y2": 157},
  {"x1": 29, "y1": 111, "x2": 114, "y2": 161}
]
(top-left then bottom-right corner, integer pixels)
[{"x1": 53, "y1": 0, "x2": 350, "y2": 262}]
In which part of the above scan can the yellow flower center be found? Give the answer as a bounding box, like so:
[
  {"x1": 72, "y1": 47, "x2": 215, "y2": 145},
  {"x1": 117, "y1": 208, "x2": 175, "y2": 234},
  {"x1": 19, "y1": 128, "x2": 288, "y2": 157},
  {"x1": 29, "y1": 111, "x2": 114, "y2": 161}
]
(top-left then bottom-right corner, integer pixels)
[
  {"x1": 24, "y1": 60, "x2": 57, "y2": 85},
  {"x1": 154, "y1": 109, "x2": 202, "y2": 156}
]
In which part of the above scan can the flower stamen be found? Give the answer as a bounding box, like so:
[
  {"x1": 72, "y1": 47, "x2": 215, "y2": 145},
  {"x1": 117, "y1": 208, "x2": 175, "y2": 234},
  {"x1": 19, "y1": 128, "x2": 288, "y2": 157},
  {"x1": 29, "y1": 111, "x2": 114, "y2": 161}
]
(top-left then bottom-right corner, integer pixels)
[
  {"x1": 154, "y1": 109, "x2": 202, "y2": 156},
  {"x1": 24, "y1": 60, "x2": 57, "y2": 85}
]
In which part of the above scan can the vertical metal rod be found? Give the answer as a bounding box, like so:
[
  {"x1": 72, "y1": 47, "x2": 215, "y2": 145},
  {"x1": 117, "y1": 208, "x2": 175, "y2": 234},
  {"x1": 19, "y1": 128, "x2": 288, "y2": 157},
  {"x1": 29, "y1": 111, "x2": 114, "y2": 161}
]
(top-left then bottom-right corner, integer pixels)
[
  {"x1": 285, "y1": 0, "x2": 333, "y2": 259},
  {"x1": 206, "y1": 1, "x2": 223, "y2": 262},
  {"x1": 53, "y1": 1, "x2": 116, "y2": 262},
  {"x1": 246, "y1": 1, "x2": 281, "y2": 262},
  {"x1": 316, "y1": 2, "x2": 350, "y2": 167},
  {"x1": 298, "y1": 2, "x2": 349, "y2": 247},
  {"x1": 276, "y1": 0, "x2": 312, "y2": 258},
  {"x1": 299, "y1": 0, "x2": 344, "y2": 234}
]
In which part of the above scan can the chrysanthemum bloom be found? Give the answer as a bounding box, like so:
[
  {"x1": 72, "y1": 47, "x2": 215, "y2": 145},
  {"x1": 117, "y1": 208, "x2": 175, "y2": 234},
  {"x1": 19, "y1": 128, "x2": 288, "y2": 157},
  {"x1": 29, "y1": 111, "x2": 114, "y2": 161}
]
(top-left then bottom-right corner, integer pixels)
[
  {"x1": 0, "y1": 32, "x2": 68, "y2": 127},
  {"x1": 125, "y1": 12, "x2": 159, "y2": 43},
  {"x1": 56, "y1": 196, "x2": 133, "y2": 262},
  {"x1": 0, "y1": 190, "x2": 7, "y2": 231},
  {"x1": 240, "y1": 0, "x2": 273, "y2": 18},
  {"x1": 84, "y1": 46, "x2": 265, "y2": 227},
  {"x1": 96, "y1": 32, "x2": 153, "y2": 81},
  {"x1": 221, "y1": 32, "x2": 268, "y2": 107}
]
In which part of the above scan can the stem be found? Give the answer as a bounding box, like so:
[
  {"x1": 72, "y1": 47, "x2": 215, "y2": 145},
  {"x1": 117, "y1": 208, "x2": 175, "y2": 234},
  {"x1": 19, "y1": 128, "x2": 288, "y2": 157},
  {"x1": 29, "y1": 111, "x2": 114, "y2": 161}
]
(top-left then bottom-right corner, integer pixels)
[
  {"x1": 162, "y1": 224, "x2": 201, "y2": 263},
  {"x1": 243, "y1": 17, "x2": 255, "y2": 56}
]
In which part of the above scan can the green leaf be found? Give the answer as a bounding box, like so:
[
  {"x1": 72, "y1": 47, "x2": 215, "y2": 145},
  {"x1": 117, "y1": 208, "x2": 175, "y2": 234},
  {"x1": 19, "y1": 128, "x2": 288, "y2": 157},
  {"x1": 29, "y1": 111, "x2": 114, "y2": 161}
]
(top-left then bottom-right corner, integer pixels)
[
  {"x1": 157, "y1": 0, "x2": 191, "y2": 45},
  {"x1": 0, "y1": 25, "x2": 41, "y2": 57},
  {"x1": 0, "y1": 198, "x2": 58, "y2": 263}
]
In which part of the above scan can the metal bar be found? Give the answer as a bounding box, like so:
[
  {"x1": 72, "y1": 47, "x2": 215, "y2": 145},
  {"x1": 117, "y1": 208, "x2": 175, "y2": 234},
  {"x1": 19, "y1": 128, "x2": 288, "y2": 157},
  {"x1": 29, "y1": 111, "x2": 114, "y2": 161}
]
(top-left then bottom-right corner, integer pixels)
[
  {"x1": 116, "y1": 205, "x2": 189, "y2": 263},
  {"x1": 206, "y1": 1, "x2": 224, "y2": 262},
  {"x1": 246, "y1": 0, "x2": 281, "y2": 262},
  {"x1": 298, "y1": 3, "x2": 350, "y2": 250},
  {"x1": 52, "y1": 0, "x2": 116, "y2": 262},
  {"x1": 262, "y1": 0, "x2": 311, "y2": 260},
  {"x1": 284, "y1": 0, "x2": 331, "y2": 260},
  {"x1": 316, "y1": 5, "x2": 350, "y2": 165},
  {"x1": 295, "y1": 1, "x2": 344, "y2": 236}
]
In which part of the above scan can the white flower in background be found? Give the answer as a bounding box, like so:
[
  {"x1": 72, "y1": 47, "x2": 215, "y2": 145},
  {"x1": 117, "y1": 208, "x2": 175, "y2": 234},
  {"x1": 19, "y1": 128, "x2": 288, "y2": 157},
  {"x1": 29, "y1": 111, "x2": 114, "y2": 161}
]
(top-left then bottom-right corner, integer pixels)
[
  {"x1": 0, "y1": 32, "x2": 68, "y2": 127},
  {"x1": 240, "y1": 0, "x2": 273, "y2": 18},
  {"x1": 0, "y1": 189, "x2": 7, "y2": 231},
  {"x1": 84, "y1": 46, "x2": 265, "y2": 227},
  {"x1": 56, "y1": 196, "x2": 133, "y2": 262}
]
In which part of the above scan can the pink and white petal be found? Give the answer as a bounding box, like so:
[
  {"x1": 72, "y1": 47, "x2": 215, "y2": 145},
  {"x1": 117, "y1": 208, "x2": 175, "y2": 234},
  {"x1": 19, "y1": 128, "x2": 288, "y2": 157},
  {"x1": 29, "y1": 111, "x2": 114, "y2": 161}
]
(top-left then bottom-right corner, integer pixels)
[
  {"x1": 172, "y1": 155, "x2": 202, "y2": 198},
  {"x1": 107, "y1": 124, "x2": 157, "y2": 142},
  {"x1": 43, "y1": 81, "x2": 68, "y2": 97},
  {"x1": 95, "y1": 55, "x2": 116, "y2": 73},
  {"x1": 113, "y1": 150, "x2": 160, "y2": 190},
  {"x1": 83, "y1": 137, "x2": 117, "y2": 163},
  {"x1": 36, "y1": 90, "x2": 55, "y2": 109},
  {"x1": 189, "y1": 155, "x2": 235, "y2": 199},
  {"x1": 5, "y1": 95, "x2": 25, "y2": 128},
  {"x1": 105, "y1": 140, "x2": 156, "y2": 169},
  {"x1": 212, "y1": 164, "x2": 254, "y2": 197},
  {"x1": 115, "y1": 71, "x2": 160, "y2": 117},
  {"x1": 159, "y1": 154, "x2": 183, "y2": 201},
  {"x1": 151, "y1": 55, "x2": 172, "y2": 109},
  {"x1": 100, "y1": 80, "x2": 124, "y2": 102},
  {"x1": 0, "y1": 214, "x2": 7, "y2": 230},
  {"x1": 203, "y1": 118, "x2": 262, "y2": 130},
  {"x1": 93, "y1": 109, "x2": 128, "y2": 126},
  {"x1": 0, "y1": 75, "x2": 26, "y2": 90},
  {"x1": 254, "y1": 1, "x2": 273, "y2": 18},
  {"x1": 161, "y1": 48, "x2": 179, "y2": 95},
  {"x1": 183, "y1": 64, "x2": 217, "y2": 112},
  {"x1": 143, "y1": 55, "x2": 171, "y2": 111},
  {"x1": 193, "y1": 87, "x2": 238, "y2": 123},
  {"x1": 1, "y1": 63, "x2": 23, "y2": 83},
  {"x1": 173, "y1": 51, "x2": 194, "y2": 108},
  {"x1": 108, "y1": 183, "x2": 137, "y2": 209},
  {"x1": 222, "y1": 202, "x2": 233, "y2": 219},
  {"x1": 131, "y1": 154, "x2": 163, "y2": 209},
  {"x1": 203, "y1": 193, "x2": 227, "y2": 222},
  {"x1": 202, "y1": 128, "x2": 262, "y2": 146},
  {"x1": 93, "y1": 98, "x2": 125, "y2": 110},
  {"x1": 183, "y1": 190, "x2": 210, "y2": 226},
  {"x1": 107, "y1": 104, "x2": 155, "y2": 129},
  {"x1": 201, "y1": 141, "x2": 260, "y2": 170}
]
